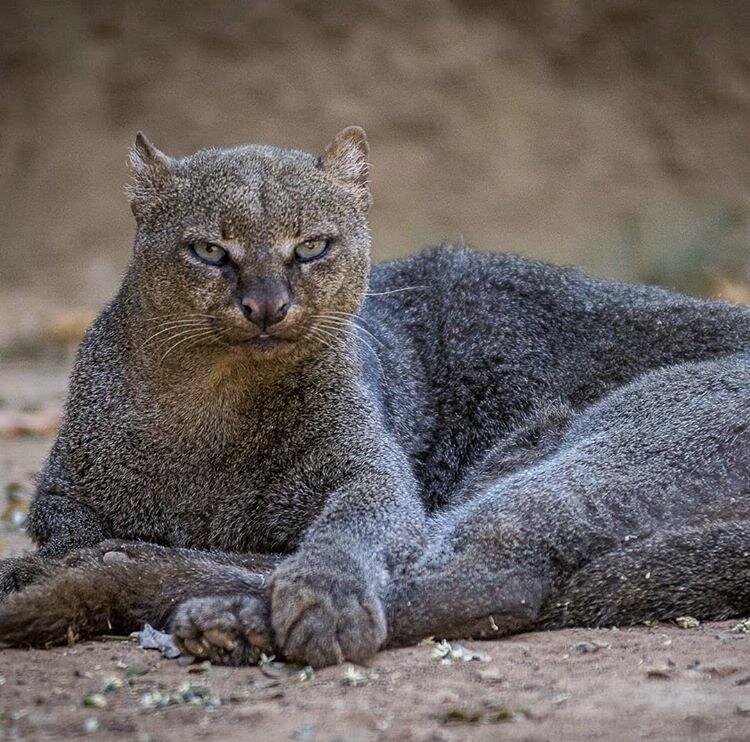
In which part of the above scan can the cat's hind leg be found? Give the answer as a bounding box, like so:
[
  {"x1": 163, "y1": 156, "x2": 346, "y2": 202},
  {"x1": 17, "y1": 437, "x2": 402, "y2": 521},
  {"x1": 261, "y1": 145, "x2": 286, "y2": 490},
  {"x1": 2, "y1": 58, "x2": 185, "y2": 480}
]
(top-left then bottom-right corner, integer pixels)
[
  {"x1": 385, "y1": 354, "x2": 750, "y2": 645},
  {"x1": 541, "y1": 520, "x2": 750, "y2": 629},
  {"x1": 448, "y1": 399, "x2": 575, "y2": 507}
]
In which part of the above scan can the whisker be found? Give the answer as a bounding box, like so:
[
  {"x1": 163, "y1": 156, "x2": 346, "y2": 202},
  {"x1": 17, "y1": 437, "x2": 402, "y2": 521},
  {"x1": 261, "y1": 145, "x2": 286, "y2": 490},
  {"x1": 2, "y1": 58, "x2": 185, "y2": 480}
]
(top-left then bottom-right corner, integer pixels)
[
  {"x1": 323, "y1": 309, "x2": 378, "y2": 327},
  {"x1": 144, "y1": 318, "x2": 212, "y2": 329},
  {"x1": 306, "y1": 327, "x2": 336, "y2": 353},
  {"x1": 208, "y1": 326, "x2": 231, "y2": 349},
  {"x1": 310, "y1": 324, "x2": 342, "y2": 344},
  {"x1": 150, "y1": 326, "x2": 212, "y2": 352},
  {"x1": 311, "y1": 324, "x2": 359, "y2": 358},
  {"x1": 182, "y1": 329, "x2": 221, "y2": 355},
  {"x1": 159, "y1": 329, "x2": 216, "y2": 366},
  {"x1": 314, "y1": 321, "x2": 385, "y2": 376},
  {"x1": 317, "y1": 322, "x2": 373, "y2": 351},
  {"x1": 308, "y1": 323, "x2": 389, "y2": 385},
  {"x1": 140, "y1": 320, "x2": 210, "y2": 348},
  {"x1": 314, "y1": 311, "x2": 379, "y2": 328},
  {"x1": 311, "y1": 313, "x2": 385, "y2": 348},
  {"x1": 141, "y1": 313, "x2": 221, "y2": 323},
  {"x1": 141, "y1": 322, "x2": 210, "y2": 349},
  {"x1": 364, "y1": 285, "x2": 428, "y2": 297}
]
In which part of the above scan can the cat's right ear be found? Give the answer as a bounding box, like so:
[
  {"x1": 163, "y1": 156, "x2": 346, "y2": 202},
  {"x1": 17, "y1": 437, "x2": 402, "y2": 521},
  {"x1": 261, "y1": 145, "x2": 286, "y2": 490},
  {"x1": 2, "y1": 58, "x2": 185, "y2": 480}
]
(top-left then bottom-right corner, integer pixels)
[{"x1": 126, "y1": 132, "x2": 175, "y2": 219}]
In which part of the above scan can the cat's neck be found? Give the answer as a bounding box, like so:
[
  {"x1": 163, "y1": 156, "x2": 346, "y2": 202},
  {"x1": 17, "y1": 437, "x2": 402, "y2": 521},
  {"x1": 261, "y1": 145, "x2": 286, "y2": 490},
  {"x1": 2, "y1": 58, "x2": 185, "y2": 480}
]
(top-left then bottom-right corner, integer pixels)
[{"x1": 120, "y1": 307, "x2": 353, "y2": 432}]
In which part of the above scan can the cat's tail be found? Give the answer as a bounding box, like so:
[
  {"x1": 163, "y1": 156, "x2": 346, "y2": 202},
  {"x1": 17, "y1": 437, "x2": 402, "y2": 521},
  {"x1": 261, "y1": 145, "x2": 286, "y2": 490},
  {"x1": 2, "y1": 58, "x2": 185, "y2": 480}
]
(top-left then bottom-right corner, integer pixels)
[
  {"x1": 540, "y1": 520, "x2": 750, "y2": 629},
  {"x1": 0, "y1": 547, "x2": 277, "y2": 647}
]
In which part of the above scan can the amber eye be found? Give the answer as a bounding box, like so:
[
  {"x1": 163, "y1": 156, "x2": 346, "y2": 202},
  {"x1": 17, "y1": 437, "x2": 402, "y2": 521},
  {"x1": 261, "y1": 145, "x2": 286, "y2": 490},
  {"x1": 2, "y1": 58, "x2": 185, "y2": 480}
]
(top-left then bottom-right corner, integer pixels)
[
  {"x1": 190, "y1": 241, "x2": 227, "y2": 266},
  {"x1": 294, "y1": 238, "x2": 329, "y2": 263}
]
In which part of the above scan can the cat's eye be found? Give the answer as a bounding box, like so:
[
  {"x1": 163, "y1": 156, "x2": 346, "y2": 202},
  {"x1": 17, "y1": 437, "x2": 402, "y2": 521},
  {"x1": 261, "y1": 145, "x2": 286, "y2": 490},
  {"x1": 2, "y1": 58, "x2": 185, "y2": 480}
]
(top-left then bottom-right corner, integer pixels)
[
  {"x1": 189, "y1": 241, "x2": 227, "y2": 266},
  {"x1": 294, "y1": 238, "x2": 330, "y2": 263}
]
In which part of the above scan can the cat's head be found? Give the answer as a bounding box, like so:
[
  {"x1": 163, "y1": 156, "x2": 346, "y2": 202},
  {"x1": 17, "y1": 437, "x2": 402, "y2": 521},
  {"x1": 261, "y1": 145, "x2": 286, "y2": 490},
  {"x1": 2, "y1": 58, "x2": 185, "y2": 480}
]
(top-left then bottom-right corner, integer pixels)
[{"x1": 127, "y1": 127, "x2": 372, "y2": 364}]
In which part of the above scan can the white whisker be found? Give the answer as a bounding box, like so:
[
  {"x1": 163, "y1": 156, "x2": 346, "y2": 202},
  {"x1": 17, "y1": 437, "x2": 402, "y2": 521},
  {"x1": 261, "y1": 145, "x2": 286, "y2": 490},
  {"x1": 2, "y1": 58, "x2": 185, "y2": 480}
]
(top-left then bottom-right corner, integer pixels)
[
  {"x1": 141, "y1": 313, "x2": 221, "y2": 323},
  {"x1": 307, "y1": 326, "x2": 336, "y2": 353},
  {"x1": 182, "y1": 330, "x2": 221, "y2": 355},
  {"x1": 364, "y1": 285, "x2": 428, "y2": 297},
  {"x1": 311, "y1": 313, "x2": 386, "y2": 348},
  {"x1": 159, "y1": 329, "x2": 217, "y2": 366},
  {"x1": 141, "y1": 320, "x2": 209, "y2": 348},
  {"x1": 314, "y1": 321, "x2": 385, "y2": 377}
]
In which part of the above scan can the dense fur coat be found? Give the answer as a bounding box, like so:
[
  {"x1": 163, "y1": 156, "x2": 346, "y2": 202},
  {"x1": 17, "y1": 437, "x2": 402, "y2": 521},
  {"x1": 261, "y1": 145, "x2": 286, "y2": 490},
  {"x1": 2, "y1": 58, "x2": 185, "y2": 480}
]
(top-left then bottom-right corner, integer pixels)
[{"x1": 1, "y1": 130, "x2": 749, "y2": 667}]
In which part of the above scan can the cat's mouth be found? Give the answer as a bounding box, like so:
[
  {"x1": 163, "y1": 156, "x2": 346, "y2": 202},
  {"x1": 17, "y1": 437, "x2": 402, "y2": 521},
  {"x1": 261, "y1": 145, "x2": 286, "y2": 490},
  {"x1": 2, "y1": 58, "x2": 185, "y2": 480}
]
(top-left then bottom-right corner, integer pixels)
[
  {"x1": 227, "y1": 318, "x2": 330, "y2": 355},
  {"x1": 241, "y1": 332, "x2": 293, "y2": 351}
]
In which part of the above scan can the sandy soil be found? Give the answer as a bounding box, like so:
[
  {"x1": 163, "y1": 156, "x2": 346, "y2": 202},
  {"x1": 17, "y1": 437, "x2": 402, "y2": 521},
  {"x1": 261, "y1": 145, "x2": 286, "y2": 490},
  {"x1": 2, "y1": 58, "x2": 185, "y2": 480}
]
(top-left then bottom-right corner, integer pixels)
[
  {"x1": 1, "y1": 618, "x2": 749, "y2": 741},
  {"x1": 2, "y1": 362, "x2": 750, "y2": 741}
]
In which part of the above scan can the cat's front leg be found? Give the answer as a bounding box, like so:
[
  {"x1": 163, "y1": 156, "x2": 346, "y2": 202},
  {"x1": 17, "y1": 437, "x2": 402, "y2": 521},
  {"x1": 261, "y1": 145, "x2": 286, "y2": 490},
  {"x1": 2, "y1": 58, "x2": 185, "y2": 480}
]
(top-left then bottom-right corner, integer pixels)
[
  {"x1": 267, "y1": 438, "x2": 427, "y2": 668},
  {"x1": 171, "y1": 595, "x2": 274, "y2": 666}
]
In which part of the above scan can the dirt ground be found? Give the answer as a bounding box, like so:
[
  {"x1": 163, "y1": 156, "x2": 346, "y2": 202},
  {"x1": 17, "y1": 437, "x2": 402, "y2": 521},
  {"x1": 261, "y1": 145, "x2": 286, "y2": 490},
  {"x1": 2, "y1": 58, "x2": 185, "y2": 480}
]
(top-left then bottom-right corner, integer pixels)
[
  {"x1": 1, "y1": 362, "x2": 750, "y2": 741},
  {"x1": 1, "y1": 616, "x2": 749, "y2": 741}
]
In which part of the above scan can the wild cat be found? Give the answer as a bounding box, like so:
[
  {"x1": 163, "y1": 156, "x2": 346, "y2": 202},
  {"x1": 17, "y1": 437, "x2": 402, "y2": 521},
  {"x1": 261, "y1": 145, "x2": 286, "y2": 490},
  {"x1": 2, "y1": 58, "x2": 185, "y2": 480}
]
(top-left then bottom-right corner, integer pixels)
[{"x1": 0, "y1": 127, "x2": 748, "y2": 666}]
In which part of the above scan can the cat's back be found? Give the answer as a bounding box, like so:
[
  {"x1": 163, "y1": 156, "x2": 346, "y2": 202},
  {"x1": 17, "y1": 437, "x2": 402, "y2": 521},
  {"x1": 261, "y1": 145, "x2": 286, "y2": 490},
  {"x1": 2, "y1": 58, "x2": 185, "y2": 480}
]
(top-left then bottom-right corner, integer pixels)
[
  {"x1": 363, "y1": 245, "x2": 750, "y2": 504},
  {"x1": 366, "y1": 244, "x2": 750, "y2": 377}
]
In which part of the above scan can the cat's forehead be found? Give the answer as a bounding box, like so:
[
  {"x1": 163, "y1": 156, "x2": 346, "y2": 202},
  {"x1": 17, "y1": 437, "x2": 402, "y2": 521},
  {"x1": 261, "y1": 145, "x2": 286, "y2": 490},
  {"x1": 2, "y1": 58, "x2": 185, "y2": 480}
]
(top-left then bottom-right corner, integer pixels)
[
  {"x1": 173, "y1": 145, "x2": 342, "y2": 237},
  {"x1": 184, "y1": 145, "x2": 317, "y2": 186}
]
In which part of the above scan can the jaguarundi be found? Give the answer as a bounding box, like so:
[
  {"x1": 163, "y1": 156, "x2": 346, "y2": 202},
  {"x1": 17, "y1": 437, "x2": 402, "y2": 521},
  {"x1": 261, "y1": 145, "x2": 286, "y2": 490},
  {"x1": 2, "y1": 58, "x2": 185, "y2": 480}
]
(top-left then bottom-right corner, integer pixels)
[{"x1": 0, "y1": 127, "x2": 748, "y2": 667}]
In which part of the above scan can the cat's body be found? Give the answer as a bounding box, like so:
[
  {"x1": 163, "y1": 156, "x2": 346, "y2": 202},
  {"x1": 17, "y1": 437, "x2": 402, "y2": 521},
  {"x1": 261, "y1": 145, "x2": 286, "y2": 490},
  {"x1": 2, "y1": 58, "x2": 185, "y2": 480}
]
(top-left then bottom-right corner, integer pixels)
[
  {"x1": 26, "y1": 245, "x2": 750, "y2": 551},
  {"x1": 1, "y1": 129, "x2": 749, "y2": 666}
]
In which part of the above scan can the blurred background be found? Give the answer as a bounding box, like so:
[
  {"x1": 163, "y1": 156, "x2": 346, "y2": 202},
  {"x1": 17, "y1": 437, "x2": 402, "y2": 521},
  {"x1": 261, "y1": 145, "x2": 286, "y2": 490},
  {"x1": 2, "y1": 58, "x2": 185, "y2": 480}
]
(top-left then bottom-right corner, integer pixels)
[{"x1": 3, "y1": 0, "x2": 750, "y2": 350}]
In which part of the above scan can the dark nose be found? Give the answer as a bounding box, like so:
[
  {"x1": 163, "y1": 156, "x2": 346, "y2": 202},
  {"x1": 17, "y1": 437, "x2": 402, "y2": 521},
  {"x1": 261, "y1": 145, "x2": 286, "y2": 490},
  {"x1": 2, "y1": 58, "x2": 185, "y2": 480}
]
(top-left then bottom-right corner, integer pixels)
[{"x1": 240, "y1": 284, "x2": 290, "y2": 329}]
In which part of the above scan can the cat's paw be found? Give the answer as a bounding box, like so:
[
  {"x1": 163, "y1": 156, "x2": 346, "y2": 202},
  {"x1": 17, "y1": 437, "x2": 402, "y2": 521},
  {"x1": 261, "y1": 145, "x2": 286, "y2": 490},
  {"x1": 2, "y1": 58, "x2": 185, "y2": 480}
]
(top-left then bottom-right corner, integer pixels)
[
  {"x1": 270, "y1": 561, "x2": 387, "y2": 668},
  {"x1": 0, "y1": 554, "x2": 51, "y2": 598},
  {"x1": 171, "y1": 595, "x2": 273, "y2": 666}
]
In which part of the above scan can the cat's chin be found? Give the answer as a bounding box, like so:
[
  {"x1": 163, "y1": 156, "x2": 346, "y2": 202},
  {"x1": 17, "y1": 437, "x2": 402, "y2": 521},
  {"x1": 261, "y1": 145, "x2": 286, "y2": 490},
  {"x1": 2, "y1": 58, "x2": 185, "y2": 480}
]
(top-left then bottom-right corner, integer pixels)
[
  {"x1": 223, "y1": 332, "x2": 302, "y2": 361},
  {"x1": 242, "y1": 335, "x2": 292, "y2": 352}
]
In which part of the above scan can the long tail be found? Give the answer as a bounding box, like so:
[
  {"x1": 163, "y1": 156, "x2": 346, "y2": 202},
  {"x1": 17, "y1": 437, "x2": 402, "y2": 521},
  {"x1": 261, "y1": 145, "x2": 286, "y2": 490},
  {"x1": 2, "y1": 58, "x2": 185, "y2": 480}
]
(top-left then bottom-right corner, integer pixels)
[
  {"x1": 0, "y1": 549, "x2": 277, "y2": 647},
  {"x1": 541, "y1": 520, "x2": 750, "y2": 628}
]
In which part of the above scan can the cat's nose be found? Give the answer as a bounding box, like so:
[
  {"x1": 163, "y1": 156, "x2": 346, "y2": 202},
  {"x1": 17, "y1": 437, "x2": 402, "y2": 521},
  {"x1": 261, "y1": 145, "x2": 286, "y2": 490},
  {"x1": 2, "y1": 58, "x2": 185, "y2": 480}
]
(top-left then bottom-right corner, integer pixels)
[{"x1": 240, "y1": 285, "x2": 290, "y2": 329}]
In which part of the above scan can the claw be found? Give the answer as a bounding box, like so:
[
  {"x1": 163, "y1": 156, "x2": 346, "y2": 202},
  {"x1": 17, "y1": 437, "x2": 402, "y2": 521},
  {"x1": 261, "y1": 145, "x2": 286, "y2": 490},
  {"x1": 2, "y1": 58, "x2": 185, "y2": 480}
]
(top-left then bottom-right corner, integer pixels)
[
  {"x1": 204, "y1": 628, "x2": 237, "y2": 651},
  {"x1": 245, "y1": 629, "x2": 272, "y2": 650},
  {"x1": 182, "y1": 638, "x2": 207, "y2": 657}
]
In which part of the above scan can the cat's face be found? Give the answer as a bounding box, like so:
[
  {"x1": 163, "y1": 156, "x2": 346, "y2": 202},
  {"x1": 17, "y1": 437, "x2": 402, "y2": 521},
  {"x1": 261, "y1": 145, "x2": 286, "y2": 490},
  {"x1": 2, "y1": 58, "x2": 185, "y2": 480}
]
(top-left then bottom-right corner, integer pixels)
[{"x1": 128, "y1": 128, "x2": 371, "y2": 363}]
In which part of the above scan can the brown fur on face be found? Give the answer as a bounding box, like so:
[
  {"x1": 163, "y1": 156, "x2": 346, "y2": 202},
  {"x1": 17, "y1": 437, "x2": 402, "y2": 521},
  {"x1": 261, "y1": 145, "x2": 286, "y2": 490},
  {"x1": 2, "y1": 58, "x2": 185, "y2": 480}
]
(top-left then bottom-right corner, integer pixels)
[{"x1": 126, "y1": 127, "x2": 372, "y2": 368}]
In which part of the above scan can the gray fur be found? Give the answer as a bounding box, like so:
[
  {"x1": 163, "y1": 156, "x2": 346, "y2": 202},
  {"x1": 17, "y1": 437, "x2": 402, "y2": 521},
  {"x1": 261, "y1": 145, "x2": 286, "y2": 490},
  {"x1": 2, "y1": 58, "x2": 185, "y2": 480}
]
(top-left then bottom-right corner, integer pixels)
[{"x1": 1, "y1": 129, "x2": 749, "y2": 666}]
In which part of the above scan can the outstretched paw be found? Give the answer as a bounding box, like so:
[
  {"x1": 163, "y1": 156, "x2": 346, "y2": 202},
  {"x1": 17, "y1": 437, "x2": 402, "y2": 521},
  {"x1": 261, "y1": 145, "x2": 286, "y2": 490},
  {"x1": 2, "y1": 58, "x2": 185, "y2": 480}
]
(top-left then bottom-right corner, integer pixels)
[
  {"x1": 171, "y1": 595, "x2": 273, "y2": 666},
  {"x1": 271, "y1": 562, "x2": 387, "y2": 668}
]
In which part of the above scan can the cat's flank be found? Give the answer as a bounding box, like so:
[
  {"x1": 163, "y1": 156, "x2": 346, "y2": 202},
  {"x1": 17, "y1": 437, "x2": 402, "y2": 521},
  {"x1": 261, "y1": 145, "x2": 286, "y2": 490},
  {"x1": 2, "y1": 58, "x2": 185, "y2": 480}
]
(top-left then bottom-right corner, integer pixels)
[{"x1": 0, "y1": 128, "x2": 749, "y2": 666}]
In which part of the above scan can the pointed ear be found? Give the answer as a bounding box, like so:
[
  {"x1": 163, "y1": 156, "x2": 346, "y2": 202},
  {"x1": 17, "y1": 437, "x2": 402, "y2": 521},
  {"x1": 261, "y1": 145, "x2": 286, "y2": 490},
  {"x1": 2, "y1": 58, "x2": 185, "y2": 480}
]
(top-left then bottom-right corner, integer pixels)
[
  {"x1": 126, "y1": 132, "x2": 175, "y2": 217},
  {"x1": 319, "y1": 126, "x2": 371, "y2": 210}
]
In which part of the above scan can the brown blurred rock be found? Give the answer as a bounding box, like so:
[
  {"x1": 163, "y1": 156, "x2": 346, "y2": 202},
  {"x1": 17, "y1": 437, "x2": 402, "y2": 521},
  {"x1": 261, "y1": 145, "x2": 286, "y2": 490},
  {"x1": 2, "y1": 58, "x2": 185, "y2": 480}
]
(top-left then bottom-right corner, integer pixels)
[
  {"x1": 706, "y1": 273, "x2": 750, "y2": 306},
  {"x1": 0, "y1": 407, "x2": 61, "y2": 438},
  {"x1": 39, "y1": 310, "x2": 97, "y2": 346}
]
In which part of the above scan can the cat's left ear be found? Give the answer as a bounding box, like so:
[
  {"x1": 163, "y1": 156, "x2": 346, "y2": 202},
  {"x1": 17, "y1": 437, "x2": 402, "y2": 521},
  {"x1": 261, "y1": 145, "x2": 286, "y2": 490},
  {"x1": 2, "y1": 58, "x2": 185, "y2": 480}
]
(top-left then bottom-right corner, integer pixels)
[{"x1": 319, "y1": 126, "x2": 372, "y2": 211}]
